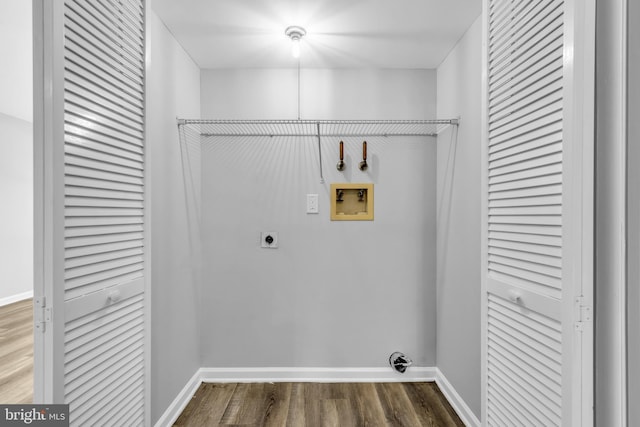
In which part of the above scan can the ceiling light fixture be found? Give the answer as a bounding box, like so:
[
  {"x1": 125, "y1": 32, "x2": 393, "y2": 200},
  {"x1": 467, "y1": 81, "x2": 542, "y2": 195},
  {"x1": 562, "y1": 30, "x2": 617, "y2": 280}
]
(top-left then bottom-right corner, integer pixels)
[{"x1": 285, "y1": 26, "x2": 306, "y2": 59}]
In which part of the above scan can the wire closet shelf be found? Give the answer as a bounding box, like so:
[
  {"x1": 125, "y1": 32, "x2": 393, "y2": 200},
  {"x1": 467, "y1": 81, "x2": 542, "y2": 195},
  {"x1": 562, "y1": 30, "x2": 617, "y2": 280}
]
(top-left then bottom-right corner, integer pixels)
[
  {"x1": 177, "y1": 118, "x2": 459, "y2": 182},
  {"x1": 177, "y1": 118, "x2": 459, "y2": 138}
]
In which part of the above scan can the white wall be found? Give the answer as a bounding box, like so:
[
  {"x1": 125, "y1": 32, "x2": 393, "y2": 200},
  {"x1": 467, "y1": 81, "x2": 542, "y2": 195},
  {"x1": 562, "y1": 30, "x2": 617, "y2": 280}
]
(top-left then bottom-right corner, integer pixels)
[
  {"x1": 627, "y1": 0, "x2": 640, "y2": 424},
  {"x1": 0, "y1": 114, "x2": 33, "y2": 303},
  {"x1": 436, "y1": 17, "x2": 482, "y2": 420},
  {"x1": 199, "y1": 69, "x2": 438, "y2": 368},
  {"x1": 0, "y1": 0, "x2": 32, "y2": 123},
  {"x1": 595, "y1": 0, "x2": 627, "y2": 425},
  {"x1": 147, "y1": 10, "x2": 201, "y2": 425},
  {"x1": 0, "y1": 0, "x2": 33, "y2": 304},
  {"x1": 202, "y1": 68, "x2": 436, "y2": 120}
]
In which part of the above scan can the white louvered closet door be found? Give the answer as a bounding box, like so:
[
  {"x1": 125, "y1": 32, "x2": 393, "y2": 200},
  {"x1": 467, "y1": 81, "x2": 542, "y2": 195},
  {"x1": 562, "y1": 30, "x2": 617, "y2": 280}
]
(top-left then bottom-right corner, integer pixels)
[
  {"x1": 34, "y1": 0, "x2": 147, "y2": 425},
  {"x1": 482, "y1": 0, "x2": 594, "y2": 426}
]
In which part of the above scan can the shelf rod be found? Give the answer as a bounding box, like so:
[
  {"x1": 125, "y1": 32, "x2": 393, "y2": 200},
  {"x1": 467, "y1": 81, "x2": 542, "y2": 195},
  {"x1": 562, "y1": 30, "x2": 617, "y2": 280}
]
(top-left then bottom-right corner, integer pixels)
[{"x1": 200, "y1": 133, "x2": 441, "y2": 138}]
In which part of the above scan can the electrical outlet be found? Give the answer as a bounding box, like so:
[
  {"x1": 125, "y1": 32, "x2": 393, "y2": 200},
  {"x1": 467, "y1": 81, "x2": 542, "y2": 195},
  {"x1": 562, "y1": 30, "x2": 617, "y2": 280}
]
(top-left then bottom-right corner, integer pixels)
[
  {"x1": 261, "y1": 231, "x2": 278, "y2": 248},
  {"x1": 307, "y1": 194, "x2": 319, "y2": 214}
]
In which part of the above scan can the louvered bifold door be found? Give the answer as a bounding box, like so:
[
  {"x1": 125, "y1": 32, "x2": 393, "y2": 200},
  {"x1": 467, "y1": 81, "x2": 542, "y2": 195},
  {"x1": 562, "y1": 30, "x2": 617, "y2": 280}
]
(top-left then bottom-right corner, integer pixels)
[
  {"x1": 63, "y1": 0, "x2": 146, "y2": 425},
  {"x1": 482, "y1": 0, "x2": 594, "y2": 426},
  {"x1": 34, "y1": 0, "x2": 147, "y2": 425}
]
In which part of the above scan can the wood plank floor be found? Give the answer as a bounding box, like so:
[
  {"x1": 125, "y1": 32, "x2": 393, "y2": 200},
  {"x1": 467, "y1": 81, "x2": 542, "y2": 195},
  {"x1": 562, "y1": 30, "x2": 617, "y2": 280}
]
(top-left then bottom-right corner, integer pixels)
[
  {"x1": 0, "y1": 299, "x2": 33, "y2": 404},
  {"x1": 174, "y1": 382, "x2": 464, "y2": 426}
]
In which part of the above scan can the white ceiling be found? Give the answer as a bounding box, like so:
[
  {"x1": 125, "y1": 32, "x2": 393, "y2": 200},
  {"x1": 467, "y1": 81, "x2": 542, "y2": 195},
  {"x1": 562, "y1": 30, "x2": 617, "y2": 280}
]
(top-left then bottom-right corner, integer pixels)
[{"x1": 152, "y1": 0, "x2": 482, "y2": 69}]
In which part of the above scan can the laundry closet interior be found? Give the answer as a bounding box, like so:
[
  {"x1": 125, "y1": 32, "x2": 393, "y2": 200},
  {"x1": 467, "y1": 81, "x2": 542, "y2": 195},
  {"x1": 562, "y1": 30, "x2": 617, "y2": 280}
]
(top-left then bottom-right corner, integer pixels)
[
  {"x1": 143, "y1": 0, "x2": 485, "y2": 422},
  {"x1": 26, "y1": 0, "x2": 626, "y2": 425}
]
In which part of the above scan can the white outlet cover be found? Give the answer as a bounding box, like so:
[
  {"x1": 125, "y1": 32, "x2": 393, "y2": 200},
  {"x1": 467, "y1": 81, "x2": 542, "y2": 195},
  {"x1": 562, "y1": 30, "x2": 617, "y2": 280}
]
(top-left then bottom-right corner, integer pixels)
[
  {"x1": 261, "y1": 231, "x2": 278, "y2": 248},
  {"x1": 307, "y1": 194, "x2": 319, "y2": 214}
]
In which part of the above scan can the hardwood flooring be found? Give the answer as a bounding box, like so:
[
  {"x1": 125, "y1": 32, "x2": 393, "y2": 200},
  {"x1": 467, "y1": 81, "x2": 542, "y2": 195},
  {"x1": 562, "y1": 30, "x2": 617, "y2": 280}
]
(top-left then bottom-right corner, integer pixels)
[
  {"x1": 0, "y1": 299, "x2": 33, "y2": 404},
  {"x1": 174, "y1": 382, "x2": 464, "y2": 427},
  {"x1": 0, "y1": 301, "x2": 466, "y2": 426}
]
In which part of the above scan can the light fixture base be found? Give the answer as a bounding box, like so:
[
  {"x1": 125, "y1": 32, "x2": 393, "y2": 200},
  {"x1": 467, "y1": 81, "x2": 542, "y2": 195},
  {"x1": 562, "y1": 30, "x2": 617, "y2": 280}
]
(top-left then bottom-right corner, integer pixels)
[{"x1": 285, "y1": 25, "x2": 306, "y2": 40}]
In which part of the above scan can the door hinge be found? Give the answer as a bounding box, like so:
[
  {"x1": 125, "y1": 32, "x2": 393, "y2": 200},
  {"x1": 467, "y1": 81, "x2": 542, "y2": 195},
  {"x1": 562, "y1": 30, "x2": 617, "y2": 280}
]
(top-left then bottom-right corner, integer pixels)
[
  {"x1": 34, "y1": 297, "x2": 51, "y2": 333},
  {"x1": 574, "y1": 296, "x2": 592, "y2": 332}
]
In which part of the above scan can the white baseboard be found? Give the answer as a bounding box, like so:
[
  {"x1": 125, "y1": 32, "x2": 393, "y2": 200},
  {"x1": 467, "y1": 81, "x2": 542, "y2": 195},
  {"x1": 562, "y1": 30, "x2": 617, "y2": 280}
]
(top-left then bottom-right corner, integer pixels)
[
  {"x1": 153, "y1": 369, "x2": 201, "y2": 427},
  {"x1": 199, "y1": 366, "x2": 437, "y2": 383},
  {"x1": 436, "y1": 368, "x2": 481, "y2": 427},
  {"x1": 0, "y1": 290, "x2": 33, "y2": 307},
  {"x1": 155, "y1": 366, "x2": 481, "y2": 427}
]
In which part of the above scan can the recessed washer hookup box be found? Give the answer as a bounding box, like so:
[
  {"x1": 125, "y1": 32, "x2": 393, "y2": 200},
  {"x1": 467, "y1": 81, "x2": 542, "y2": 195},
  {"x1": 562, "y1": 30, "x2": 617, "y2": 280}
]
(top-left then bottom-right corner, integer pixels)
[{"x1": 330, "y1": 183, "x2": 374, "y2": 221}]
